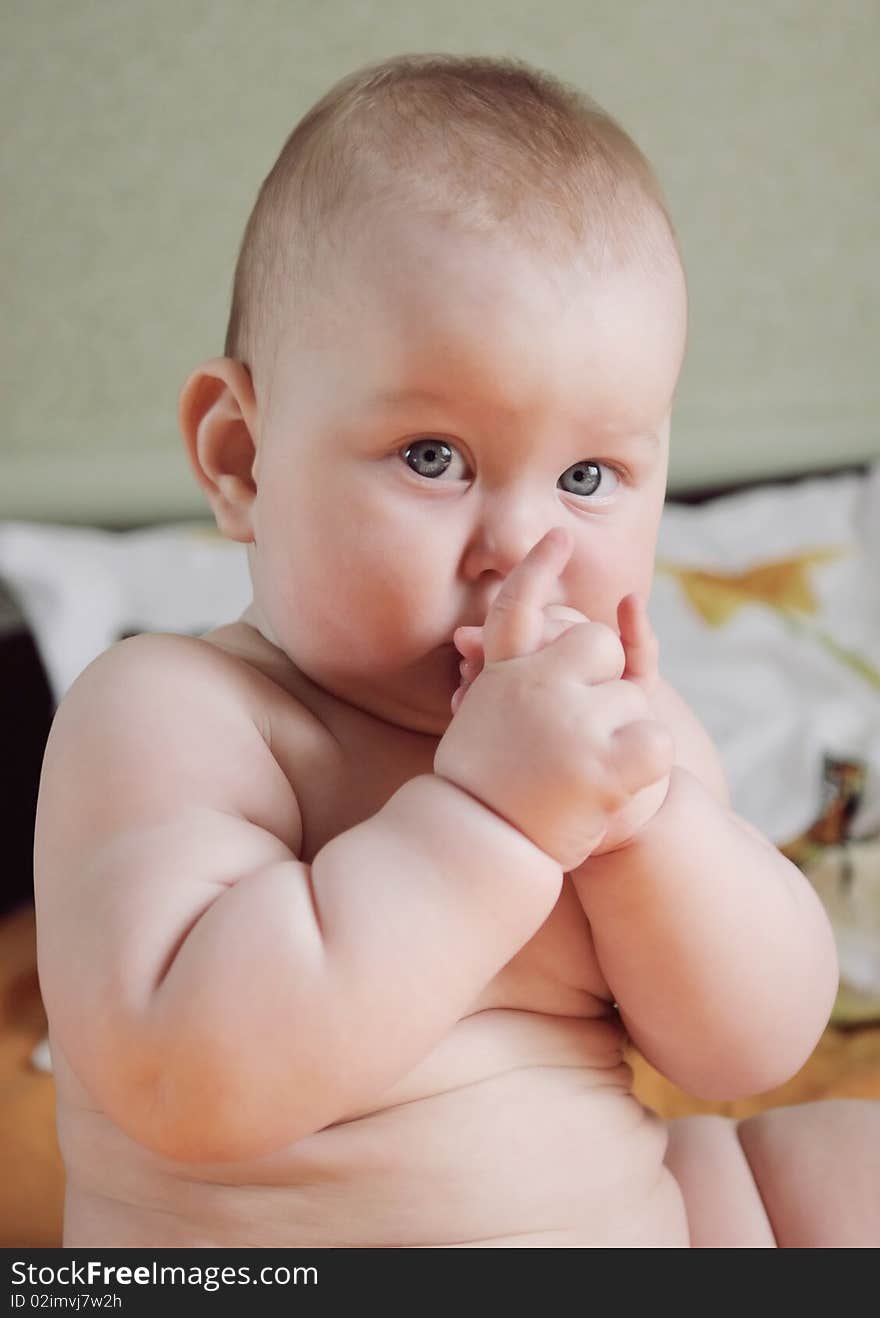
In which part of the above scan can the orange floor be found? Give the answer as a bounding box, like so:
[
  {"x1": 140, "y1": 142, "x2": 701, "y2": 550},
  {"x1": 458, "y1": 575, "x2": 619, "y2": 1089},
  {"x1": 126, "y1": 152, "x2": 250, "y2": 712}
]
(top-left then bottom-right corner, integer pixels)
[
  {"x1": 3, "y1": 901, "x2": 880, "y2": 1248},
  {"x1": 1, "y1": 904, "x2": 64, "y2": 1247}
]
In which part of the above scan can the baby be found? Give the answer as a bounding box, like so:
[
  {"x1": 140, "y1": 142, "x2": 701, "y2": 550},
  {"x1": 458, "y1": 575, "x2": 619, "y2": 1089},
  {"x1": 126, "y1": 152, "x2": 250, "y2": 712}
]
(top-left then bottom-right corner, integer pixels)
[{"x1": 35, "y1": 53, "x2": 879, "y2": 1247}]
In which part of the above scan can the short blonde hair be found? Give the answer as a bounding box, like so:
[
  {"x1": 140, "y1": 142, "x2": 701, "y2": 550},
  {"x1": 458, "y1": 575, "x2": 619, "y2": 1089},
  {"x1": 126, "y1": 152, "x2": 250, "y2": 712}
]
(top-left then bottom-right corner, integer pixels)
[{"x1": 224, "y1": 52, "x2": 681, "y2": 387}]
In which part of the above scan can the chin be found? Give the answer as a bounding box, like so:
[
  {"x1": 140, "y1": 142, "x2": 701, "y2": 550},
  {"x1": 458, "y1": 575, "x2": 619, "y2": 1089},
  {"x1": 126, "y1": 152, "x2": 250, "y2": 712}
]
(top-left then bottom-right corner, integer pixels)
[{"x1": 395, "y1": 652, "x2": 459, "y2": 732}]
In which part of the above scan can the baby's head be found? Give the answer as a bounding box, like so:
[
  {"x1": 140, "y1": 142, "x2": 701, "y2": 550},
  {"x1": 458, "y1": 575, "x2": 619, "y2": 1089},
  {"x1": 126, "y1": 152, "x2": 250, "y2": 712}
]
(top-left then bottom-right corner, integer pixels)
[{"x1": 179, "y1": 53, "x2": 687, "y2": 735}]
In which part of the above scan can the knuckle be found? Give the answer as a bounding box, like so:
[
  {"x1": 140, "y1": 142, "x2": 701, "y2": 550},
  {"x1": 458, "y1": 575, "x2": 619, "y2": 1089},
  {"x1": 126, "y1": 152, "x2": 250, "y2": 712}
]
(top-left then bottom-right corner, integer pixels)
[
  {"x1": 590, "y1": 625, "x2": 626, "y2": 672},
  {"x1": 544, "y1": 604, "x2": 589, "y2": 626},
  {"x1": 558, "y1": 619, "x2": 623, "y2": 666},
  {"x1": 609, "y1": 680, "x2": 650, "y2": 721},
  {"x1": 629, "y1": 721, "x2": 674, "y2": 781},
  {"x1": 490, "y1": 591, "x2": 520, "y2": 617},
  {"x1": 645, "y1": 721, "x2": 675, "y2": 770},
  {"x1": 596, "y1": 753, "x2": 629, "y2": 810}
]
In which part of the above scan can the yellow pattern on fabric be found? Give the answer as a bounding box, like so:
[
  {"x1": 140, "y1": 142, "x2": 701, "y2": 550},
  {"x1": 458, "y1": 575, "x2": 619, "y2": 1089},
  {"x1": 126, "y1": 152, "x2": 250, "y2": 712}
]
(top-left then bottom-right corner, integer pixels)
[{"x1": 656, "y1": 547, "x2": 848, "y2": 626}]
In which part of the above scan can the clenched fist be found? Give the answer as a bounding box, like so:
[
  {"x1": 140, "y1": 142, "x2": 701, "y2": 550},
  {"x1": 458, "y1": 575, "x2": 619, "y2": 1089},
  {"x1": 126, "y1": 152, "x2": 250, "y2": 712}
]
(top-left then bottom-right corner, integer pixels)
[{"x1": 435, "y1": 528, "x2": 673, "y2": 869}]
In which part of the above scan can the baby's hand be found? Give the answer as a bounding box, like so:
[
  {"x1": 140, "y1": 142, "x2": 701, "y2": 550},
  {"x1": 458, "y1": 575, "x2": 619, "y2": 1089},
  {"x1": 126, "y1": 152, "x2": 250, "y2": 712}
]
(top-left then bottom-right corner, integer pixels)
[
  {"x1": 453, "y1": 589, "x2": 660, "y2": 708},
  {"x1": 435, "y1": 530, "x2": 673, "y2": 870},
  {"x1": 451, "y1": 573, "x2": 669, "y2": 858},
  {"x1": 586, "y1": 593, "x2": 669, "y2": 853},
  {"x1": 453, "y1": 604, "x2": 590, "y2": 714}
]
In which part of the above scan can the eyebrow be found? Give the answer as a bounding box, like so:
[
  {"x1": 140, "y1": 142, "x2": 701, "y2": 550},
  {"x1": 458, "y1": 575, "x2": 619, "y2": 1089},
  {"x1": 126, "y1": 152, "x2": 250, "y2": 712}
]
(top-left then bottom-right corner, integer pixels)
[
  {"x1": 368, "y1": 388, "x2": 661, "y2": 447},
  {"x1": 370, "y1": 387, "x2": 459, "y2": 408}
]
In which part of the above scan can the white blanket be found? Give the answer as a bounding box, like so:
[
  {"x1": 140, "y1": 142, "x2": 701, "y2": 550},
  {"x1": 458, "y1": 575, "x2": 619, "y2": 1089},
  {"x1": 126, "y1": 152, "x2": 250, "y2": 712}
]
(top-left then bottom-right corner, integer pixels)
[{"x1": 653, "y1": 463, "x2": 880, "y2": 845}]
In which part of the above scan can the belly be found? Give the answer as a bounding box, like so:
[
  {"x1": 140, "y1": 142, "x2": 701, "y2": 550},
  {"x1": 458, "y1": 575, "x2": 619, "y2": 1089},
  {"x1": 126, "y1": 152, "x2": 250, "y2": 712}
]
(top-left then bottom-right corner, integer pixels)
[{"x1": 58, "y1": 1011, "x2": 689, "y2": 1248}]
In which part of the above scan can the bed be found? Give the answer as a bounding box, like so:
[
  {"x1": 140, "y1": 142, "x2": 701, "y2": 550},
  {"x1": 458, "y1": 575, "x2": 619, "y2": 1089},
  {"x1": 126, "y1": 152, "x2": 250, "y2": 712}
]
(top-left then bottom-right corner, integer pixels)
[{"x1": 1, "y1": 461, "x2": 879, "y2": 1246}]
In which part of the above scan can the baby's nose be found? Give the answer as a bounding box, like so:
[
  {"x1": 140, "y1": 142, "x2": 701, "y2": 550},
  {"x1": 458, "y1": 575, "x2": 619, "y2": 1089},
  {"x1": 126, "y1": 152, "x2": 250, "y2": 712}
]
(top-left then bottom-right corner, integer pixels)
[{"x1": 462, "y1": 499, "x2": 566, "y2": 585}]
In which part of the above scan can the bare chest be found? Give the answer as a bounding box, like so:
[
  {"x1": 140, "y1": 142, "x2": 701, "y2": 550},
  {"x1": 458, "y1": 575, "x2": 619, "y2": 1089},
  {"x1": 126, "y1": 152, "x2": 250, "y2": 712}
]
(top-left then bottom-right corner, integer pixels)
[{"x1": 215, "y1": 629, "x2": 612, "y2": 1015}]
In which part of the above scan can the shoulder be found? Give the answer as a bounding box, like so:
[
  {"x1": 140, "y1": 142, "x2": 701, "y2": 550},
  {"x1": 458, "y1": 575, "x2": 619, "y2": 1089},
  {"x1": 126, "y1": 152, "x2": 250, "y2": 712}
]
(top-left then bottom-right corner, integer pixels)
[
  {"x1": 648, "y1": 675, "x2": 731, "y2": 808},
  {"x1": 61, "y1": 630, "x2": 273, "y2": 749},
  {"x1": 43, "y1": 631, "x2": 305, "y2": 856}
]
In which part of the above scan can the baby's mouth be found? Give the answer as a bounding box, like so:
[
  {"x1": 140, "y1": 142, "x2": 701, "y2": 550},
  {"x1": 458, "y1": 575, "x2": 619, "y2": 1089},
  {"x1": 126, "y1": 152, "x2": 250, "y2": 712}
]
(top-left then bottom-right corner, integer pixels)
[{"x1": 448, "y1": 650, "x2": 484, "y2": 717}]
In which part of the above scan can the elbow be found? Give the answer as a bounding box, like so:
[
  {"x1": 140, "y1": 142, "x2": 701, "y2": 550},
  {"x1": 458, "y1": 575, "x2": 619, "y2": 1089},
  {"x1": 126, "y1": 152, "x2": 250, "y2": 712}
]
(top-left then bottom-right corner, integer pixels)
[
  {"x1": 117, "y1": 1071, "x2": 344, "y2": 1165},
  {"x1": 628, "y1": 969, "x2": 841, "y2": 1103},
  {"x1": 680, "y1": 1044, "x2": 818, "y2": 1103},
  {"x1": 655, "y1": 1045, "x2": 814, "y2": 1104},
  {"x1": 96, "y1": 1036, "x2": 349, "y2": 1165},
  {"x1": 667, "y1": 996, "x2": 840, "y2": 1103}
]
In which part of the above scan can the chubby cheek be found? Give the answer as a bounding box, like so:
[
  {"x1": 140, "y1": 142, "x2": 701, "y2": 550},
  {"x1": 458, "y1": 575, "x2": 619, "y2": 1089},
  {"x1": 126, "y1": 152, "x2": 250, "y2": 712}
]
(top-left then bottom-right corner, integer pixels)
[
  {"x1": 262, "y1": 500, "x2": 441, "y2": 668},
  {"x1": 566, "y1": 531, "x2": 657, "y2": 628}
]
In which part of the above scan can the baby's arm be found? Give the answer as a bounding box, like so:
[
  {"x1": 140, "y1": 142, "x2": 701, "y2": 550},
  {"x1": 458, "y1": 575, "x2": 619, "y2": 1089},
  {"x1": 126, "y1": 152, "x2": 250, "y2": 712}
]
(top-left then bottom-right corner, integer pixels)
[
  {"x1": 35, "y1": 635, "x2": 562, "y2": 1164},
  {"x1": 572, "y1": 669, "x2": 839, "y2": 1101},
  {"x1": 457, "y1": 594, "x2": 838, "y2": 1100}
]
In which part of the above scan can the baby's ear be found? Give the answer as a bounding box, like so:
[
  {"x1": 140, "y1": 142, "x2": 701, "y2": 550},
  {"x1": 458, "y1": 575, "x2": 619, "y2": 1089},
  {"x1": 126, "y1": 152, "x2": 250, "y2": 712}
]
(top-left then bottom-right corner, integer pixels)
[{"x1": 178, "y1": 358, "x2": 259, "y2": 543}]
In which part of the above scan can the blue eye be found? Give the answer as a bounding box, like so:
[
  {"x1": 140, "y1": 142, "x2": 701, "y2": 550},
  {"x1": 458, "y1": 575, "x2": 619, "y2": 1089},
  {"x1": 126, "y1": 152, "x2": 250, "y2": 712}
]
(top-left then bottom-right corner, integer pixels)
[
  {"x1": 403, "y1": 438, "x2": 459, "y2": 479},
  {"x1": 558, "y1": 461, "x2": 618, "y2": 497}
]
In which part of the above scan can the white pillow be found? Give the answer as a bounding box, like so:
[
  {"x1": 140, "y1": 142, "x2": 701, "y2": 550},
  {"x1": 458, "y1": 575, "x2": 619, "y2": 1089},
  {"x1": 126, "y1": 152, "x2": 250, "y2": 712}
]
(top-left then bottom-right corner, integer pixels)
[
  {"x1": 650, "y1": 461, "x2": 880, "y2": 845},
  {"x1": 0, "y1": 521, "x2": 251, "y2": 704}
]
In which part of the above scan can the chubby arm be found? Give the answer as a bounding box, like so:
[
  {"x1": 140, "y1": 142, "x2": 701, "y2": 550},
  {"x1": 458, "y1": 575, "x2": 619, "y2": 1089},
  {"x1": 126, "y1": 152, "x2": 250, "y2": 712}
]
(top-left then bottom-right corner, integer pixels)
[
  {"x1": 571, "y1": 676, "x2": 839, "y2": 1099},
  {"x1": 458, "y1": 588, "x2": 839, "y2": 1100},
  {"x1": 36, "y1": 635, "x2": 562, "y2": 1163}
]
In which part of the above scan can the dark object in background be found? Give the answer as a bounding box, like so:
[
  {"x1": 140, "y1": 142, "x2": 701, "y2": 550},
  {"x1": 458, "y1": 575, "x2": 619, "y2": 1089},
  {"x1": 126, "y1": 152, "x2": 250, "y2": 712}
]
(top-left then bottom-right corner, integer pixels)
[{"x1": 0, "y1": 591, "x2": 55, "y2": 915}]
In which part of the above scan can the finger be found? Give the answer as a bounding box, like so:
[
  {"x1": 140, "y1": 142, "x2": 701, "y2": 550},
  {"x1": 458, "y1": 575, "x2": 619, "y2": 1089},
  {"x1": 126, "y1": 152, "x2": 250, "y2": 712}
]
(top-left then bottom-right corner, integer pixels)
[
  {"x1": 458, "y1": 654, "x2": 483, "y2": 687},
  {"x1": 543, "y1": 603, "x2": 590, "y2": 643},
  {"x1": 606, "y1": 720, "x2": 674, "y2": 795},
  {"x1": 482, "y1": 527, "x2": 573, "y2": 664},
  {"x1": 452, "y1": 625, "x2": 484, "y2": 661},
  {"x1": 618, "y1": 593, "x2": 660, "y2": 688},
  {"x1": 455, "y1": 605, "x2": 586, "y2": 663},
  {"x1": 454, "y1": 603, "x2": 587, "y2": 709},
  {"x1": 537, "y1": 616, "x2": 626, "y2": 686},
  {"x1": 452, "y1": 627, "x2": 485, "y2": 700}
]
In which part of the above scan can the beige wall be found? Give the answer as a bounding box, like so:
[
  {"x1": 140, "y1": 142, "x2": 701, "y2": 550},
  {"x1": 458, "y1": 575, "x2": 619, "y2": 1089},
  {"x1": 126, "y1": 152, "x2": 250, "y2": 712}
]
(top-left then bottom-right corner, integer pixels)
[{"x1": 2, "y1": 0, "x2": 878, "y2": 525}]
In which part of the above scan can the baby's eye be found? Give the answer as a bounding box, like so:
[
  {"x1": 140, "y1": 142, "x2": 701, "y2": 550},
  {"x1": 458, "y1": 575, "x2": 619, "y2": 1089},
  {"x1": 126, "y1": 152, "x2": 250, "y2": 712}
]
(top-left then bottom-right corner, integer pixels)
[
  {"x1": 557, "y1": 461, "x2": 620, "y2": 498},
  {"x1": 402, "y1": 438, "x2": 467, "y2": 480}
]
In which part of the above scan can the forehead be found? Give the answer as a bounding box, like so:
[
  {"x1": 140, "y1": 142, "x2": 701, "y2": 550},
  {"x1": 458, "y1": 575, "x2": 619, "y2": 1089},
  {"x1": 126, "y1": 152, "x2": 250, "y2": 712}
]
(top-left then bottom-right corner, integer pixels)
[{"x1": 279, "y1": 213, "x2": 687, "y2": 432}]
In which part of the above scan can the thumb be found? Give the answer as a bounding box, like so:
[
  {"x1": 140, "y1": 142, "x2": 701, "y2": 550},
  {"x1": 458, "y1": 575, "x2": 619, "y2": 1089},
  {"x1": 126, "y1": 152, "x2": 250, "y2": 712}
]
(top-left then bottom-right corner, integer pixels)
[{"x1": 482, "y1": 527, "x2": 573, "y2": 664}]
